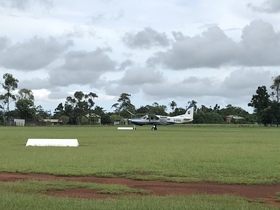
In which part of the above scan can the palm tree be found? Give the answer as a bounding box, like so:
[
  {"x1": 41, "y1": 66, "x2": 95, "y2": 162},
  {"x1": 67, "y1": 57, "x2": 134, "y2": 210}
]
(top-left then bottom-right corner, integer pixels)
[
  {"x1": 169, "y1": 101, "x2": 177, "y2": 111},
  {"x1": 188, "y1": 100, "x2": 197, "y2": 112}
]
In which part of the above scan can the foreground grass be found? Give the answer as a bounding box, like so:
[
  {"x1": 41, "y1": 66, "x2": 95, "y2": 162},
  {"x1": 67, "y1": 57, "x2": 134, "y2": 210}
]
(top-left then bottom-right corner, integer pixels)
[
  {"x1": 0, "y1": 181, "x2": 278, "y2": 210},
  {"x1": 1, "y1": 125, "x2": 280, "y2": 184},
  {"x1": 0, "y1": 180, "x2": 147, "y2": 196},
  {"x1": 1, "y1": 125, "x2": 280, "y2": 210}
]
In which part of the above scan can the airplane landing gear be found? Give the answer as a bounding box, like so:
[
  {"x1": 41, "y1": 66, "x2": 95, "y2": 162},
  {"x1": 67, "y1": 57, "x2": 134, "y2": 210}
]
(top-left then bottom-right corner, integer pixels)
[{"x1": 151, "y1": 125, "x2": 157, "y2": 130}]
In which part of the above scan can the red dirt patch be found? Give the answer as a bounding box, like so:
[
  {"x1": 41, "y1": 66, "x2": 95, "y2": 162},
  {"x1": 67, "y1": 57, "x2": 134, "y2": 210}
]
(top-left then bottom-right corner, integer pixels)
[
  {"x1": 46, "y1": 188, "x2": 121, "y2": 199},
  {"x1": 1, "y1": 172, "x2": 280, "y2": 207}
]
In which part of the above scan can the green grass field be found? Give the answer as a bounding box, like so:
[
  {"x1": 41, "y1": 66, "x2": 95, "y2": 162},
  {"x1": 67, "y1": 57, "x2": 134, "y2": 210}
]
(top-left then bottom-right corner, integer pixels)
[{"x1": 1, "y1": 125, "x2": 280, "y2": 209}]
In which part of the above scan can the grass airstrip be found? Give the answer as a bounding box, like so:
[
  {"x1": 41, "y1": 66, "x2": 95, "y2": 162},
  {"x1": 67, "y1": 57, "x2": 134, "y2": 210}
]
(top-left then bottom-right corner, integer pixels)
[{"x1": 1, "y1": 125, "x2": 280, "y2": 209}]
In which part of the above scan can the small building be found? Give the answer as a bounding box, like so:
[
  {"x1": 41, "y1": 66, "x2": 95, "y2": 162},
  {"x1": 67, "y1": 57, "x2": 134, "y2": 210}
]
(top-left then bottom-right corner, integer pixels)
[
  {"x1": 91, "y1": 114, "x2": 101, "y2": 125},
  {"x1": 226, "y1": 115, "x2": 244, "y2": 124},
  {"x1": 86, "y1": 113, "x2": 101, "y2": 125},
  {"x1": 14, "y1": 119, "x2": 25, "y2": 126},
  {"x1": 41, "y1": 119, "x2": 62, "y2": 126},
  {"x1": 114, "y1": 118, "x2": 128, "y2": 125}
]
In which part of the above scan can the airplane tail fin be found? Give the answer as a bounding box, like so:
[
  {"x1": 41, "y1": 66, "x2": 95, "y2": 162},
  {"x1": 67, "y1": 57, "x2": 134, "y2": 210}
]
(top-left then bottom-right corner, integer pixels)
[{"x1": 183, "y1": 105, "x2": 194, "y2": 121}]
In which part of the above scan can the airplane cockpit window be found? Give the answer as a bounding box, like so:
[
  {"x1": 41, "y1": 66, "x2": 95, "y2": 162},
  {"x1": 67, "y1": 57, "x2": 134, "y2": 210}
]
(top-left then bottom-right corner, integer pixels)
[{"x1": 141, "y1": 115, "x2": 159, "y2": 120}]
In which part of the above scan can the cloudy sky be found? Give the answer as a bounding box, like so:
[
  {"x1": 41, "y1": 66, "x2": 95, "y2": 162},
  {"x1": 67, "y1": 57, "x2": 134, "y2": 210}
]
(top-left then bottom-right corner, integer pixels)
[{"x1": 0, "y1": 0, "x2": 280, "y2": 113}]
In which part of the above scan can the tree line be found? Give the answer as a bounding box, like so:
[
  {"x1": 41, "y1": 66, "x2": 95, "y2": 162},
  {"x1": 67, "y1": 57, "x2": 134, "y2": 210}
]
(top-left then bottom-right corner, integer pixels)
[
  {"x1": 248, "y1": 75, "x2": 280, "y2": 126},
  {"x1": 1, "y1": 73, "x2": 280, "y2": 126}
]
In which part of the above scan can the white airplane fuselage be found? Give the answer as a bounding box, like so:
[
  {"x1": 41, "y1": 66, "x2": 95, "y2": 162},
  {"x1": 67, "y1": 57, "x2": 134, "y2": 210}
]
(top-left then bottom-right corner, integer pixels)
[{"x1": 129, "y1": 105, "x2": 194, "y2": 127}]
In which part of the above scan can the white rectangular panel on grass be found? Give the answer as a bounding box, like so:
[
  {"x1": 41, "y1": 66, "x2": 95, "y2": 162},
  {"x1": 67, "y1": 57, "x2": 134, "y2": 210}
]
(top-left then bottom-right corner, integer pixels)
[
  {"x1": 117, "y1": 127, "x2": 134, "y2": 130},
  {"x1": 26, "y1": 139, "x2": 79, "y2": 147}
]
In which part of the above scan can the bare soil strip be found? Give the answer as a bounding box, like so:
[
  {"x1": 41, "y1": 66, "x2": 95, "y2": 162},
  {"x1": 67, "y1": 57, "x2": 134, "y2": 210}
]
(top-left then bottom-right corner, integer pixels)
[{"x1": 1, "y1": 172, "x2": 280, "y2": 208}]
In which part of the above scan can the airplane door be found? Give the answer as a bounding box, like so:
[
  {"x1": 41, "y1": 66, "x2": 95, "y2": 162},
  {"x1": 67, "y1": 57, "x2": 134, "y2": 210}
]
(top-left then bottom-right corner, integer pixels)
[{"x1": 159, "y1": 117, "x2": 167, "y2": 125}]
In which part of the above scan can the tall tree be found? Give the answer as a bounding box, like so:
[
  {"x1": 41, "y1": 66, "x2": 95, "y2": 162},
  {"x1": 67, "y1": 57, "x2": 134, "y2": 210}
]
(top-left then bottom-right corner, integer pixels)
[
  {"x1": 35, "y1": 105, "x2": 50, "y2": 121},
  {"x1": 54, "y1": 103, "x2": 65, "y2": 118},
  {"x1": 248, "y1": 86, "x2": 271, "y2": 125},
  {"x1": 169, "y1": 100, "x2": 177, "y2": 112},
  {"x1": 93, "y1": 105, "x2": 110, "y2": 124},
  {"x1": 271, "y1": 75, "x2": 280, "y2": 103},
  {"x1": 15, "y1": 89, "x2": 35, "y2": 121},
  {"x1": 112, "y1": 93, "x2": 135, "y2": 118},
  {"x1": 270, "y1": 75, "x2": 280, "y2": 126},
  {"x1": 188, "y1": 100, "x2": 198, "y2": 112},
  {"x1": 118, "y1": 93, "x2": 135, "y2": 111},
  {"x1": 17, "y1": 88, "x2": 34, "y2": 101},
  {"x1": 111, "y1": 103, "x2": 120, "y2": 114},
  {"x1": 54, "y1": 92, "x2": 99, "y2": 125},
  {"x1": 213, "y1": 104, "x2": 220, "y2": 111},
  {"x1": 1, "y1": 73, "x2": 19, "y2": 112},
  {"x1": 68, "y1": 91, "x2": 98, "y2": 125}
]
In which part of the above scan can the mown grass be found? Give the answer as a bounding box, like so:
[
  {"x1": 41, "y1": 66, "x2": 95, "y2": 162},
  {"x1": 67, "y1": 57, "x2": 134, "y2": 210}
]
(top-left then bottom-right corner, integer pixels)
[
  {"x1": 0, "y1": 180, "x2": 147, "y2": 196},
  {"x1": 1, "y1": 125, "x2": 280, "y2": 184},
  {"x1": 1, "y1": 125, "x2": 280, "y2": 209},
  {"x1": 0, "y1": 182, "x2": 278, "y2": 210}
]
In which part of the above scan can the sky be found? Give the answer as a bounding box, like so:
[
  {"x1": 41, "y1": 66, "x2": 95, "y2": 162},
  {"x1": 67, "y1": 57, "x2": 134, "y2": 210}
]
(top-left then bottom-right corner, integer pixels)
[{"x1": 0, "y1": 0, "x2": 280, "y2": 114}]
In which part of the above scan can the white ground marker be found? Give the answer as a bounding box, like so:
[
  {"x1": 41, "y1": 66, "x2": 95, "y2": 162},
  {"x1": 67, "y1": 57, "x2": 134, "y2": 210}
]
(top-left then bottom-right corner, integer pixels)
[{"x1": 26, "y1": 139, "x2": 79, "y2": 147}]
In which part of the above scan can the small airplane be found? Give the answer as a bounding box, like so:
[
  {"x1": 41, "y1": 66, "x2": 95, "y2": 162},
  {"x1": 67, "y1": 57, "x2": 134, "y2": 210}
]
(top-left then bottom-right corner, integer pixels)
[{"x1": 129, "y1": 105, "x2": 194, "y2": 130}]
